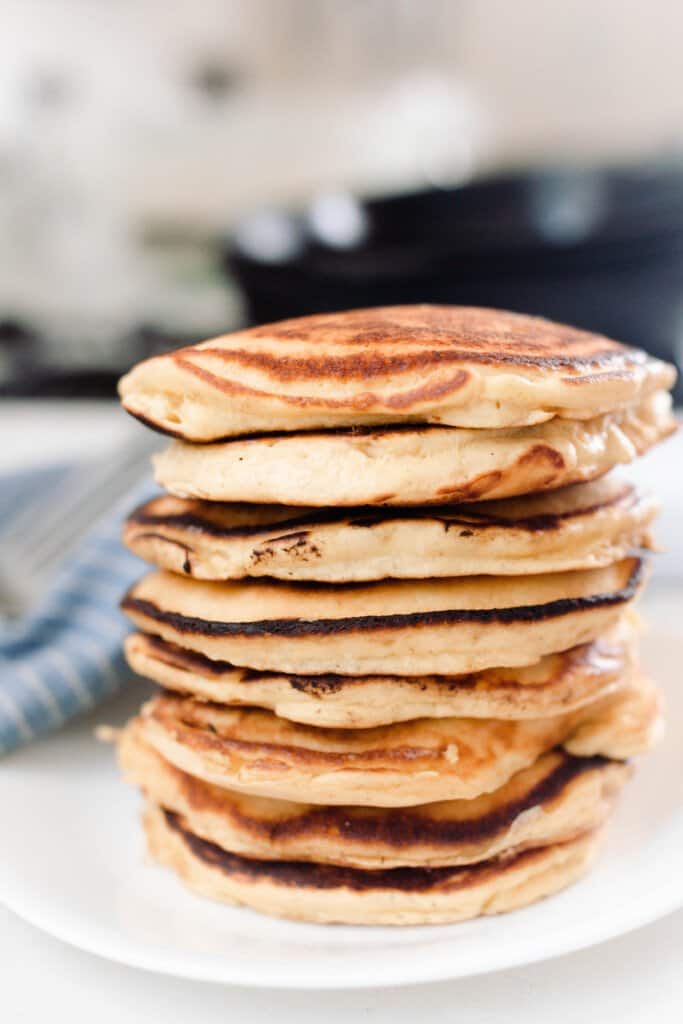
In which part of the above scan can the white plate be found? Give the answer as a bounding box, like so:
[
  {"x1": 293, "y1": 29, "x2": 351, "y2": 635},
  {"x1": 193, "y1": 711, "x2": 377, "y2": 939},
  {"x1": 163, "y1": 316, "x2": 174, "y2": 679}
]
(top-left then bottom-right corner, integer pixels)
[{"x1": 1, "y1": 588, "x2": 682, "y2": 990}]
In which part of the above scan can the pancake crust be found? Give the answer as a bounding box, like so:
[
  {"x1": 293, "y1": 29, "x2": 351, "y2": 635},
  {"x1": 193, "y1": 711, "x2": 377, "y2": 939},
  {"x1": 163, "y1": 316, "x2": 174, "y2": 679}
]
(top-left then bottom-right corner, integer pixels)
[
  {"x1": 153, "y1": 393, "x2": 674, "y2": 507},
  {"x1": 120, "y1": 723, "x2": 630, "y2": 868},
  {"x1": 121, "y1": 559, "x2": 644, "y2": 676},
  {"x1": 124, "y1": 624, "x2": 634, "y2": 727},
  {"x1": 144, "y1": 803, "x2": 605, "y2": 925},
  {"x1": 124, "y1": 477, "x2": 657, "y2": 582},
  {"x1": 135, "y1": 674, "x2": 660, "y2": 806},
  {"x1": 119, "y1": 305, "x2": 676, "y2": 439}
]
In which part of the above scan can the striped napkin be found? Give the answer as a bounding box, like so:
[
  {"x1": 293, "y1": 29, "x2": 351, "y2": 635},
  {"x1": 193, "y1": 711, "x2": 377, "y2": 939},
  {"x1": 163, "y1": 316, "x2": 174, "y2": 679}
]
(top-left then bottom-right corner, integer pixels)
[{"x1": 0, "y1": 468, "x2": 155, "y2": 756}]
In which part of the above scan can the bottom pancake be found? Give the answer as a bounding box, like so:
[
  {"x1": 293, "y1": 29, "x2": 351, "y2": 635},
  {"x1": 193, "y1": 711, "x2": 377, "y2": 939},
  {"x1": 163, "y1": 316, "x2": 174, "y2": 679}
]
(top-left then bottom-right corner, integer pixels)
[
  {"x1": 144, "y1": 803, "x2": 604, "y2": 925},
  {"x1": 121, "y1": 720, "x2": 629, "y2": 868}
]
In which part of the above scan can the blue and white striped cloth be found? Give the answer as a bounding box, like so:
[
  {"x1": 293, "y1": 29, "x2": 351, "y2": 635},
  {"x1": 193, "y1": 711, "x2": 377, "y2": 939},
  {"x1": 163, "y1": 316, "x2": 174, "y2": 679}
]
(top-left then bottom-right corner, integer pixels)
[{"x1": 0, "y1": 469, "x2": 155, "y2": 756}]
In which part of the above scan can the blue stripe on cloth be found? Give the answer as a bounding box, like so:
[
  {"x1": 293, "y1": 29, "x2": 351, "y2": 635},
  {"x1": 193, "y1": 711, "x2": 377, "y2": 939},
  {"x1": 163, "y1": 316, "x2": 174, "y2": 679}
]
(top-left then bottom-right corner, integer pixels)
[{"x1": 0, "y1": 470, "x2": 157, "y2": 756}]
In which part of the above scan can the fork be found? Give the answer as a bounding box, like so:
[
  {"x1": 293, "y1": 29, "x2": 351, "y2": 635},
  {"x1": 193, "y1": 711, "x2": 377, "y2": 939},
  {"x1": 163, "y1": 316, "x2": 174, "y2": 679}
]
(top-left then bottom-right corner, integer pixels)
[{"x1": 0, "y1": 432, "x2": 159, "y2": 618}]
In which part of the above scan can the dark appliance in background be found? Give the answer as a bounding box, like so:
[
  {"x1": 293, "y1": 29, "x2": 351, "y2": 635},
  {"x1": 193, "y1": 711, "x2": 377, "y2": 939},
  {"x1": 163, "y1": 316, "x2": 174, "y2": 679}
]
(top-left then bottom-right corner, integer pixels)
[
  {"x1": 2, "y1": 162, "x2": 682, "y2": 399},
  {"x1": 0, "y1": 323, "x2": 207, "y2": 400},
  {"x1": 226, "y1": 162, "x2": 683, "y2": 401}
]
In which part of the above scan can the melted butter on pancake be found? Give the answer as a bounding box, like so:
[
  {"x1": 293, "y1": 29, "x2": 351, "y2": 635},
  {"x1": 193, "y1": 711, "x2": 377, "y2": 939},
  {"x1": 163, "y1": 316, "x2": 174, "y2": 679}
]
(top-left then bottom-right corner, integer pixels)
[{"x1": 134, "y1": 674, "x2": 659, "y2": 807}]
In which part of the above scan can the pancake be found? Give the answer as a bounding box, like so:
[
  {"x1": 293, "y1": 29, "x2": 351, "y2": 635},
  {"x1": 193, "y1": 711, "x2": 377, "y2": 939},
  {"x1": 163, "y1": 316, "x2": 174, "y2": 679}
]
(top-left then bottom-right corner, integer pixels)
[
  {"x1": 144, "y1": 803, "x2": 604, "y2": 925},
  {"x1": 120, "y1": 722, "x2": 631, "y2": 869},
  {"x1": 118, "y1": 305, "x2": 676, "y2": 439},
  {"x1": 121, "y1": 558, "x2": 644, "y2": 676},
  {"x1": 124, "y1": 623, "x2": 635, "y2": 728},
  {"x1": 124, "y1": 477, "x2": 657, "y2": 582},
  {"x1": 135, "y1": 674, "x2": 660, "y2": 806},
  {"x1": 153, "y1": 392, "x2": 674, "y2": 507}
]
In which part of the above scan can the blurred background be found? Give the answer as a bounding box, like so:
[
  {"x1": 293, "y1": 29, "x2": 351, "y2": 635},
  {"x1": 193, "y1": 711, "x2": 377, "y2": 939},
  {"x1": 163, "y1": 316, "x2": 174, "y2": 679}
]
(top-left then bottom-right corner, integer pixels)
[{"x1": 2, "y1": 0, "x2": 683, "y2": 402}]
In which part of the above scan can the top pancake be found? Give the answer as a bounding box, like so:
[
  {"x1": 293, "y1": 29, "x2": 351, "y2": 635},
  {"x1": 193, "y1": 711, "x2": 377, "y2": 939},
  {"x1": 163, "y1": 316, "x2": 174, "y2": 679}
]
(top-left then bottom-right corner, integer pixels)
[{"x1": 118, "y1": 305, "x2": 676, "y2": 439}]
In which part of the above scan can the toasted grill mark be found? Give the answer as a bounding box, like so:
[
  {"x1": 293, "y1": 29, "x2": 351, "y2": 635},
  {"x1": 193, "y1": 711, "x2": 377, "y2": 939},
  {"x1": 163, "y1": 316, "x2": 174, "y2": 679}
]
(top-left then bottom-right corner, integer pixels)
[
  {"x1": 434, "y1": 444, "x2": 565, "y2": 504},
  {"x1": 249, "y1": 531, "x2": 323, "y2": 566},
  {"x1": 196, "y1": 348, "x2": 472, "y2": 383},
  {"x1": 446, "y1": 347, "x2": 635, "y2": 369},
  {"x1": 164, "y1": 810, "x2": 581, "y2": 892},
  {"x1": 172, "y1": 356, "x2": 261, "y2": 400},
  {"x1": 436, "y1": 470, "x2": 503, "y2": 501},
  {"x1": 239, "y1": 307, "x2": 640, "y2": 370},
  {"x1": 168, "y1": 751, "x2": 612, "y2": 848},
  {"x1": 127, "y1": 482, "x2": 635, "y2": 539},
  {"x1": 174, "y1": 353, "x2": 471, "y2": 410},
  {"x1": 384, "y1": 371, "x2": 470, "y2": 407},
  {"x1": 518, "y1": 444, "x2": 566, "y2": 471},
  {"x1": 121, "y1": 559, "x2": 642, "y2": 639},
  {"x1": 285, "y1": 674, "x2": 348, "y2": 695}
]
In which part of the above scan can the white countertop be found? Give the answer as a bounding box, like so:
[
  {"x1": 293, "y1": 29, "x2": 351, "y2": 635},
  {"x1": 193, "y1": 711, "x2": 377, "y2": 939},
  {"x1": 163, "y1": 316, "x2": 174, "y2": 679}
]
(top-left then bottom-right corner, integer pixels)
[
  {"x1": 2, "y1": 400, "x2": 682, "y2": 1023},
  {"x1": 2, "y1": 901, "x2": 683, "y2": 1024}
]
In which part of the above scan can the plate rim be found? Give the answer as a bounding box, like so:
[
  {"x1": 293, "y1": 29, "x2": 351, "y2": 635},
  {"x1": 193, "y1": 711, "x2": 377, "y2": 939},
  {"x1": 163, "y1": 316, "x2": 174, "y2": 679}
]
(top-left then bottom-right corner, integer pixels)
[{"x1": 1, "y1": 838, "x2": 682, "y2": 988}]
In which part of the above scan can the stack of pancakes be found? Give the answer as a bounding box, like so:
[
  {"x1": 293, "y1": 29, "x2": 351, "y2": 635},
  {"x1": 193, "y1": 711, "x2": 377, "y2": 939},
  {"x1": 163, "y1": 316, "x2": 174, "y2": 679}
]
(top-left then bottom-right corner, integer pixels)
[{"x1": 116, "y1": 305, "x2": 676, "y2": 926}]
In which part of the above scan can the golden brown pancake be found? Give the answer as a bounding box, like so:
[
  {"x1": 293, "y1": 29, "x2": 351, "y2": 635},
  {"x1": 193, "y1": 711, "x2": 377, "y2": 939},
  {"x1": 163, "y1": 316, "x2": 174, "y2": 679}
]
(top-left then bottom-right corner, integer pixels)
[
  {"x1": 135, "y1": 674, "x2": 660, "y2": 806},
  {"x1": 124, "y1": 477, "x2": 657, "y2": 582},
  {"x1": 120, "y1": 721, "x2": 630, "y2": 869},
  {"x1": 124, "y1": 622, "x2": 635, "y2": 728},
  {"x1": 153, "y1": 393, "x2": 674, "y2": 507},
  {"x1": 118, "y1": 305, "x2": 676, "y2": 439},
  {"x1": 121, "y1": 559, "x2": 644, "y2": 677},
  {"x1": 144, "y1": 803, "x2": 605, "y2": 925}
]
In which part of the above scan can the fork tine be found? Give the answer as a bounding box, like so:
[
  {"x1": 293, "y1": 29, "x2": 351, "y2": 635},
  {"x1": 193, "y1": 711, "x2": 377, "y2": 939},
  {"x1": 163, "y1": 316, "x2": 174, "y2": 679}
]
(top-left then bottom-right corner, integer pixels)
[
  {"x1": 1, "y1": 436, "x2": 156, "y2": 552},
  {"x1": 0, "y1": 435, "x2": 158, "y2": 617},
  {"x1": 21, "y1": 448, "x2": 153, "y2": 572}
]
